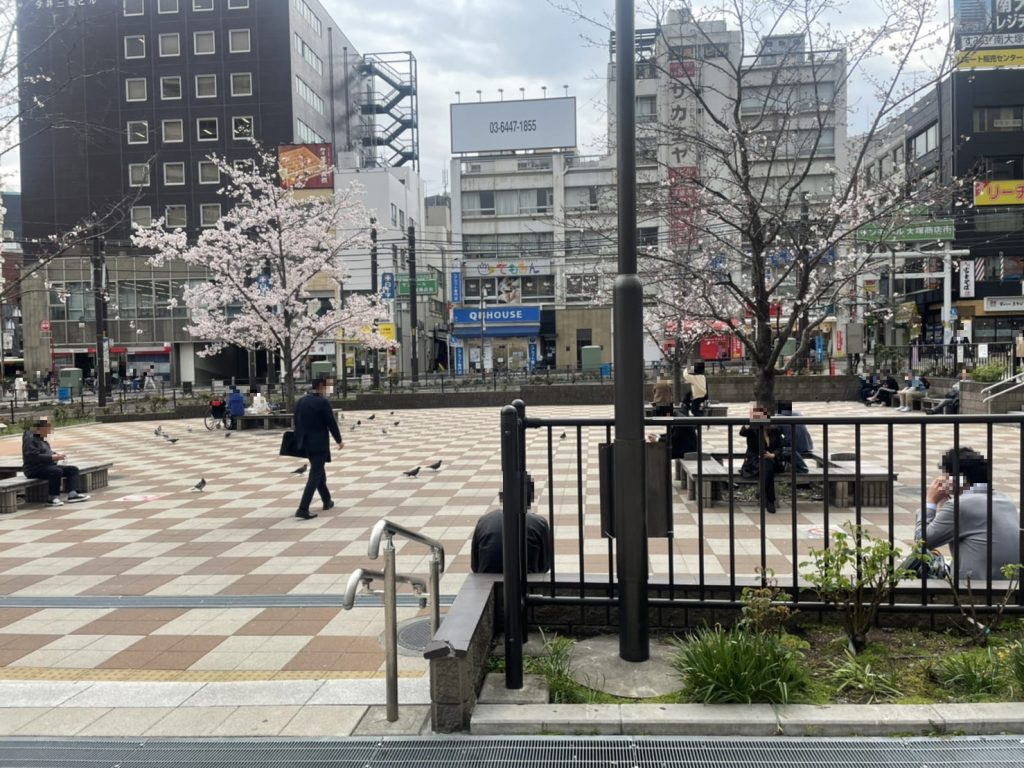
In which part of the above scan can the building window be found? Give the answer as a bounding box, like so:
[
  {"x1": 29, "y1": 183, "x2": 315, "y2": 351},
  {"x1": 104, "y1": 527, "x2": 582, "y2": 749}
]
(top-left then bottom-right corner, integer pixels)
[
  {"x1": 197, "y1": 117, "x2": 219, "y2": 141},
  {"x1": 294, "y1": 0, "x2": 323, "y2": 35},
  {"x1": 390, "y1": 203, "x2": 398, "y2": 226},
  {"x1": 229, "y1": 29, "x2": 251, "y2": 53},
  {"x1": 125, "y1": 78, "x2": 147, "y2": 102},
  {"x1": 636, "y1": 95, "x2": 657, "y2": 122},
  {"x1": 200, "y1": 204, "x2": 221, "y2": 227},
  {"x1": 194, "y1": 31, "x2": 216, "y2": 55},
  {"x1": 159, "y1": 33, "x2": 180, "y2": 57},
  {"x1": 124, "y1": 0, "x2": 144, "y2": 16},
  {"x1": 158, "y1": 0, "x2": 179, "y2": 12},
  {"x1": 232, "y1": 116, "x2": 253, "y2": 139},
  {"x1": 129, "y1": 163, "x2": 151, "y2": 187},
  {"x1": 228, "y1": 0, "x2": 250, "y2": 7},
  {"x1": 165, "y1": 205, "x2": 187, "y2": 229},
  {"x1": 163, "y1": 162, "x2": 186, "y2": 186},
  {"x1": 160, "y1": 76, "x2": 182, "y2": 100},
  {"x1": 295, "y1": 118, "x2": 325, "y2": 143},
  {"x1": 195, "y1": 74, "x2": 217, "y2": 98},
  {"x1": 124, "y1": 35, "x2": 146, "y2": 59},
  {"x1": 193, "y1": 0, "x2": 213, "y2": 10},
  {"x1": 565, "y1": 274, "x2": 599, "y2": 302},
  {"x1": 162, "y1": 119, "x2": 184, "y2": 143},
  {"x1": 231, "y1": 72, "x2": 253, "y2": 96},
  {"x1": 131, "y1": 206, "x2": 153, "y2": 228},
  {"x1": 293, "y1": 34, "x2": 323, "y2": 75},
  {"x1": 198, "y1": 160, "x2": 220, "y2": 184},
  {"x1": 973, "y1": 106, "x2": 1024, "y2": 133},
  {"x1": 911, "y1": 123, "x2": 938, "y2": 159},
  {"x1": 295, "y1": 76, "x2": 325, "y2": 114},
  {"x1": 233, "y1": 158, "x2": 254, "y2": 174},
  {"x1": 127, "y1": 120, "x2": 148, "y2": 145}
]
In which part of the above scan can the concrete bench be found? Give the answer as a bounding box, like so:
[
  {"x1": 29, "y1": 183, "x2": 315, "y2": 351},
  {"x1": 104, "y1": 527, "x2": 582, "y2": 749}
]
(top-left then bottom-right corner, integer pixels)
[
  {"x1": 235, "y1": 413, "x2": 293, "y2": 430},
  {"x1": 0, "y1": 461, "x2": 113, "y2": 514}
]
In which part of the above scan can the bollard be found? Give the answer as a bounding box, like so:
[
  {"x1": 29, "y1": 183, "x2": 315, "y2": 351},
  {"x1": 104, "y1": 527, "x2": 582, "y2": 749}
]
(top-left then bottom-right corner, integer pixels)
[
  {"x1": 429, "y1": 548, "x2": 441, "y2": 636},
  {"x1": 383, "y1": 535, "x2": 399, "y2": 723},
  {"x1": 500, "y1": 404, "x2": 524, "y2": 689}
]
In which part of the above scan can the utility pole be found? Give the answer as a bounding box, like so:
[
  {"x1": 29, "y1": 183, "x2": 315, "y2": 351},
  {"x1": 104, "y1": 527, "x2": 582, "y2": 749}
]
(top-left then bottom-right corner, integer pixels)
[
  {"x1": 92, "y1": 227, "x2": 108, "y2": 407},
  {"x1": 370, "y1": 218, "x2": 380, "y2": 388},
  {"x1": 340, "y1": 280, "x2": 348, "y2": 399},
  {"x1": 408, "y1": 223, "x2": 419, "y2": 384}
]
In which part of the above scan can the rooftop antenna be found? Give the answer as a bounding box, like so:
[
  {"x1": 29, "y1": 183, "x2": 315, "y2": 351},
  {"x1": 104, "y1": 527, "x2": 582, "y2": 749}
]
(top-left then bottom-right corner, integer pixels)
[
  {"x1": 476, "y1": 89, "x2": 482, "y2": 102},
  {"x1": 520, "y1": 87, "x2": 525, "y2": 99},
  {"x1": 564, "y1": 84, "x2": 569, "y2": 97},
  {"x1": 542, "y1": 86, "x2": 547, "y2": 98},
  {"x1": 455, "y1": 90, "x2": 461, "y2": 103},
  {"x1": 498, "y1": 88, "x2": 504, "y2": 101}
]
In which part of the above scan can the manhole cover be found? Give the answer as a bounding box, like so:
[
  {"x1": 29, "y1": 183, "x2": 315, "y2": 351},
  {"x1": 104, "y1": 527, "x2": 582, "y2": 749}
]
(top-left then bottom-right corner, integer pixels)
[{"x1": 396, "y1": 616, "x2": 433, "y2": 654}]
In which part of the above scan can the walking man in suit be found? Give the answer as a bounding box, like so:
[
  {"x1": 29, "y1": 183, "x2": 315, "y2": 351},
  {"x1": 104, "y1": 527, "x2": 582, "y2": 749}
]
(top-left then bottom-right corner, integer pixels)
[{"x1": 293, "y1": 376, "x2": 342, "y2": 520}]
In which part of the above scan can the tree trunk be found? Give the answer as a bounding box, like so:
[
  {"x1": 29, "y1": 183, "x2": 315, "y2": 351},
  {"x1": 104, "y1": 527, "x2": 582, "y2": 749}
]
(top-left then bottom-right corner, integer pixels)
[
  {"x1": 283, "y1": 342, "x2": 296, "y2": 411},
  {"x1": 753, "y1": 316, "x2": 776, "y2": 410}
]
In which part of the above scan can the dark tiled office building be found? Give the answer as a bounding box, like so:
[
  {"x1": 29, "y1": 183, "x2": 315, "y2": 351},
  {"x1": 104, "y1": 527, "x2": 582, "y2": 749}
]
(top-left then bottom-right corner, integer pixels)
[{"x1": 18, "y1": 0, "x2": 362, "y2": 245}]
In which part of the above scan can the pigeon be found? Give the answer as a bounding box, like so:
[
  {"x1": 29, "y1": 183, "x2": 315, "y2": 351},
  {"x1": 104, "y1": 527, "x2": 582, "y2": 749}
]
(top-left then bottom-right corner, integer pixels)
[
  {"x1": 153, "y1": 426, "x2": 163, "y2": 436},
  {"x1": 560, "y1": 432, "x2": 567, "y2": 439},
  {"x1": 187, "y1": 426, "x2": 194, "y2": 433},
  {"x1": 192, "y1": 478, "x2": 206, "y2": 492},
  {"x1": 428, "y1": 459, "x2": 442, "y2": 471},
  {"x1": 292, "y1": 464, "x2": 308, "y2": 475},
  {"x1": 389, "y1": 411, "x2": 395, "y2": 416},
  {"x1": 403, "y1": 466, "x2": 421, "y2": 478},
  {"x1": 167, "y1": 438, "x2": 178, "y2": 444},
  {"x1": 367, "y1": 414, "x2": 376, "y2": 421},
  {"x1": 163, "y1": 434, "x2": 172, "y2": 441},
  {"x1": 393, "y1": 421, "x2": 400, "y2": 427},
  {"x1": 350, "y1": 425, "x2": 356, "y2": 431},
  {"x1": 381, "y1": 427, "x2": 388, "y2": 435},
  {"x1": 356, "y1": 420, "x2": 361, "y2": 426},
  {"x1": 224, "y1": 432, "x2": 232, "y2": 438}
]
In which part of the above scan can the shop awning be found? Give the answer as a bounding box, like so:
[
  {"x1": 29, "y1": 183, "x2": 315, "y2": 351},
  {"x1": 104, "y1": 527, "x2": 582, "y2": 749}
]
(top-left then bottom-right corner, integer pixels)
[{"x1": 452, "y1": 324, "x2": 540, "y2": 339}]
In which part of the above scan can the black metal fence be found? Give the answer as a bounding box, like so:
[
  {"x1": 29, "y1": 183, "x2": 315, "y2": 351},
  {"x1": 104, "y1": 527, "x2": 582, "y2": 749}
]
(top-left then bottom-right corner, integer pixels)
[
  {"x1": 500, "y1": 400, "x2": 1024, "y2": 676},
  {"x1": 873, "y1": 342, "x2": 1015, "y2": 377}
]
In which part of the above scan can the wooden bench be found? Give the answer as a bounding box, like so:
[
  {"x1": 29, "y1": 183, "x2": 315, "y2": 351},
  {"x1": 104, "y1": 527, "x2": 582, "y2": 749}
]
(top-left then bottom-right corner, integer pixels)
[
  {"x1": 235, "y1": 413, "x2": 293, "y2": 430},
  {"x1": 0, "y1": 461, "x2": 113, "y2": 514}
]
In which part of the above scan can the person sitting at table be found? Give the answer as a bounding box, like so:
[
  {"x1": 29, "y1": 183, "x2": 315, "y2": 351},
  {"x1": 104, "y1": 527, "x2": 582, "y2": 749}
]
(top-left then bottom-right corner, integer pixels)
[
  {"x1": 651, "y1": 371, "x2": 674, "y2": 416},
  {"x1": 22, "y1": 417, "x2": 90, "y2": 507},
  {"x1": 739, "y1": 403, "x2": 782, "y2": 514}
]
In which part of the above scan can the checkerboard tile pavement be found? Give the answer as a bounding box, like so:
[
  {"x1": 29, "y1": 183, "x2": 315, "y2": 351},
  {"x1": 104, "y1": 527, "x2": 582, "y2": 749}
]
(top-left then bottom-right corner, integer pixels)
[{"x1": 0, "y1": 402, "x2": 1019, "y2": 679}]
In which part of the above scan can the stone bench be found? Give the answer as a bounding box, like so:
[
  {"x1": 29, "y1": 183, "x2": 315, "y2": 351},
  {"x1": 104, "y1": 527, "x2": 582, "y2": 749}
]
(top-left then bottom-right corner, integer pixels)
[
  {"x1": 235, "y1": 413, "x2": 293, "y2": 430},
  {"x1": 0, "y1": 462, "x2": 113, "y2": 514}
]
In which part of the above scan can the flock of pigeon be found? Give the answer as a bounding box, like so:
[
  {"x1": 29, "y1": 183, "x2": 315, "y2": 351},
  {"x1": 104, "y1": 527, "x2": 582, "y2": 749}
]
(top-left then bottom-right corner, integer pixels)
[{"x1": 152, "y1": 410, "x2": 444, "y2": 495}]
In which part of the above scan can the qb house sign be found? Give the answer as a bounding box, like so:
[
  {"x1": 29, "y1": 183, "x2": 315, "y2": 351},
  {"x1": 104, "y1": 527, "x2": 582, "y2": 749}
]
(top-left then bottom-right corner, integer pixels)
[{"x1": 450, "y1": 97, "x2": 577, "y2": 153}]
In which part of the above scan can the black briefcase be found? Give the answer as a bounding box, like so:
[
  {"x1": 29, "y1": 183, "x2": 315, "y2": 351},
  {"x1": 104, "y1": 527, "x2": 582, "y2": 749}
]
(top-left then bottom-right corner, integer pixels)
[{"x1": 279, "y1": 430, "x2": 306, "y2": 458}]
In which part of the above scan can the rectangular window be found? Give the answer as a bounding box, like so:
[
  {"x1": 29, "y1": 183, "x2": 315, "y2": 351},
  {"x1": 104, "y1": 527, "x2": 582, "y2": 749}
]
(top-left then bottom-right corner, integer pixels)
[
  {"x1": 195, "y1": 74, "x2": 217, "y2": 98},
  {"x1": 162, "y1": 119, "x2": 184, "y2": 143},
  {"x1": 293, "y1": 33, "x2": 323, "y2": 74},
  {"x1": 200, "y1": 203, "x2": 221, "y2": 227},
  {"x1": 131, "y1": 206, "x2": 153, "y2": 228},
  {"x1": 295, "y1": 76, "x2": 325, "y2": 114},
  {"x1": 159, "y1": 33, "x2": 180, "y2": 57},
  {"x1": 125, "y1": 77, "x2": 147, "y2": 102},
  {"x1": 127, "y1": 120, "x2": 148, "y2": 144},
  {"x1": 160, "y1": 76, "x2": 182, "y2": 100},
  {"x1": 911, "y1": 123, "x2": 939, "y2": 159},
  {"x1": 390, "y1": 203, "x2": 398, "y2": 226},
  {"x1": 124, "y1": 35, "x2": 146, "y2": 59},
  {"x1": 163, "y1": 162, "x2": 185, "y2": 186},
  {"x1": 197, "y1": 117, "x2": 219, "y2": 141},
  {"x1": 233, "y1": 158, "x2": 254, "y2": 174},
  {"x1": 193, "y1": 0, "x2": 214, "y2": 10},
  {"x1": 194, "y1": 31, "x2": 216, "y2": 55},
  {"x1": 294, "y1": 0, "x2": 323, "y2": 35},
  {"x1": 295, "y1": 117, "x2": 325, "y2": 143},
  {"x1": 231, "y1": 72, "x2": 253, "y2": 96},
  {"x1": 124, "y1": 0, "x2": 144, "y2": 15},
  {"x1": 158, "y1": 0, "x2": 179, "y2": 12},
  {"x1": 636, "y1": 95, "x2": 656, "y2": 122},
  {"x1": 232, "y1": 115, "x2": 253, "y2": 139},
  {"x1": 129, "y1": 163, "x2": 151, "y2": 187},
  {"x1": 973, "y1": 106, "x2": 1024, "y2": 133},
  {"x1": 165, "y1": 205, "x2": 187, "y2": 228},
  {"x1": 228, "y1": 0, "x2": 250, "y2": 7},
  {"x1": 229, "y1": 29, "x2": 251, "y2": 53},
  {"x1": 198, "y1": 160, "x2": 220, "y2": 184}
]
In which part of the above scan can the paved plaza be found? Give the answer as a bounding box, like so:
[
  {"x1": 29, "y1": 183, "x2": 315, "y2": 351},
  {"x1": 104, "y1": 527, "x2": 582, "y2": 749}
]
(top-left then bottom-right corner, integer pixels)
[{"x1": 0, "y1": 401, "x2": 1020, "y2": 735}]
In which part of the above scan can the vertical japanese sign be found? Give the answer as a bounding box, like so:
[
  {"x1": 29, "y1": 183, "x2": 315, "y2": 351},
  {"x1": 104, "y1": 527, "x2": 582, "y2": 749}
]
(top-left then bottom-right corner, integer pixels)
[
  {"x1": 528, "y1": 338, "x2": 538, "y2": 371},
  {"x1": 960, "y1": 259, "x2": 976, "y2": 298},
  {"x1": 451, "y1": 271, "x2": 462, "y2": 303},
  {"x1": 668, "y1": 166, "x2": 700, "y2": 249},
  {"x1": 455, "y1": 346, "x2": 465, "y2": 375}
]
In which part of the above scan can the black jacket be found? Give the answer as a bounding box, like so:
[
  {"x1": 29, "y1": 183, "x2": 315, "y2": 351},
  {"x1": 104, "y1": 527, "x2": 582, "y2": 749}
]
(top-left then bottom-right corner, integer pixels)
[
  {"x1": 293, "y1": 392, "x2": 341, "y2": 459},
  {"x1": 22, "y1": 429, "x2": 55, "y2": 473},
  {"x1": 739, "y1": 423, "x2": 783, "y2": 476}
]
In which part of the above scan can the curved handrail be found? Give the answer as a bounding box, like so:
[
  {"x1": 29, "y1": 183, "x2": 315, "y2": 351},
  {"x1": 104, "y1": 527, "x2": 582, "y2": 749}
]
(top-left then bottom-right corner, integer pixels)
[
  {"x1": 981, "y1": 370, "x2": 1024, "y2": 397},
  {"x1": 341, "y1": 567, "x2": 428, "y2": 611},
  {"x1": 368, "y1": 518, "x2": 446, "y2": 573}
]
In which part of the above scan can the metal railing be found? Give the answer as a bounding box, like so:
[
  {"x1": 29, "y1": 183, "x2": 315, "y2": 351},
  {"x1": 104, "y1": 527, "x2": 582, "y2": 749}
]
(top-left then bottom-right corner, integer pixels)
[
  {"x1": 982, "y1": 370, "x2": 1024, "y2": 405},
  {"x1": 342, "y1": 518, "x2": 446, "y2": 722},
  {"x1": 500, "y1": 400, "x2": 1024, "y2": 685}
]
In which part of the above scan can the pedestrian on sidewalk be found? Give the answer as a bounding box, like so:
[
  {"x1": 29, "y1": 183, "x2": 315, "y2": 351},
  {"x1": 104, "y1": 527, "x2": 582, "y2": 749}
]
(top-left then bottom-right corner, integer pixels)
[{"x1": 292, "y1": 376, "x2": 342, "y2": 520}]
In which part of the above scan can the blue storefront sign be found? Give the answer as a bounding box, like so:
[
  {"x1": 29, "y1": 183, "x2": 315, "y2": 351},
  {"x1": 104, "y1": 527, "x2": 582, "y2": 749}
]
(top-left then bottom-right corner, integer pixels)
[
  {"x1": 380, "y1": 272, "x2": 396, "y2": 299},
  {"x1": 451, "y1": 272, "x2": 462, "y2": 303},
  {"x1": 455, "y1": 346, "x2": 465, "y2": 375},
  {"x1": 815, "y1": 334, "x2": 825, "y2": 362},
  {"x1": 451, "y1": 306, "x2": 542, "y2": 338},
  {"x1": 528, "y1": 338, "x2": 538, "y2": 371}
]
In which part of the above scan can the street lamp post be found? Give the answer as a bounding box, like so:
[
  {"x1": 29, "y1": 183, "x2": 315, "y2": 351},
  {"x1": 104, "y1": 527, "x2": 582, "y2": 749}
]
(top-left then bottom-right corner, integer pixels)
[{"x1": 613, "y1": 0, "x2": 649, "y2": 663}]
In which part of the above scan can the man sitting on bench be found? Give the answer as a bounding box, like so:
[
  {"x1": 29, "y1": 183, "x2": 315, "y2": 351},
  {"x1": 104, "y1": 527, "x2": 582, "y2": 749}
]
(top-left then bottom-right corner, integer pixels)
[{"x1": 22, "y1": 417, "x2": 90, "y2": 507}]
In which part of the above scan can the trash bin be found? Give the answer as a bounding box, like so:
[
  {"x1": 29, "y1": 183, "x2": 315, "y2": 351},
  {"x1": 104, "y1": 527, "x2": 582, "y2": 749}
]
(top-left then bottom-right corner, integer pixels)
[
  {"x1": 57, "y1": 386, "x2": 71, "y2": 404},
  {"x1": 27, "y1": 384, "x2": 39, "y2": 402},
  {"x1": 182, "y1": 381, "x2": 193, "y2": 395}
]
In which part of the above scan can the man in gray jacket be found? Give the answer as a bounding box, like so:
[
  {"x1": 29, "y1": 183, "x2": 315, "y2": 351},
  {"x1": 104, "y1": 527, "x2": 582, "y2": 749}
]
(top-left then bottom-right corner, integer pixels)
[
  {"x1": 918, "y1": 447, "x2": 1019, "y2": 581},
  {"x1": 22, "y1": 417, "x2": 90, "y2": 507}
]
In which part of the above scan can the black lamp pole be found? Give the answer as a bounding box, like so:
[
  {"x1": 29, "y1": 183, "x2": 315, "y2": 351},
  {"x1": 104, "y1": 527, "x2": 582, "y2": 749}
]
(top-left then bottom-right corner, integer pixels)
[{"x1": 613, "y1": 0, "x2": 649, "y2": 662}]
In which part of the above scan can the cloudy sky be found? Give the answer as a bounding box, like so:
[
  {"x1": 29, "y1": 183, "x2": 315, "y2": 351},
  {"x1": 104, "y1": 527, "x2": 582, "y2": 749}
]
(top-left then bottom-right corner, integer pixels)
[{"x1": 322, "y1": 0, "x2": 613, "y2": 197}]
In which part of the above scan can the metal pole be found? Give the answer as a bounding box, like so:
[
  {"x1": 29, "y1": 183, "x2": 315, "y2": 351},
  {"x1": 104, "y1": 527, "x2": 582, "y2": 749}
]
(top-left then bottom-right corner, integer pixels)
[
  {"x1": 408, "y1": 224, "x2": 419, "y2": 384},
  {"x1": 383, "y1": 534, "x2": 399, "y2": 722},
  {"x1": 500, "y1": 404, "x2": 523, "y2": 688},
  {"x1": 92, "y1": 228, "x2": 107, "y2": 407},
  {"x1": 612, "y1": 0, "x2": 649, "y2": 662},
  {"x1": 429, "y1": 549, "x2": 441, "y2": 636},
  {"x1": 370, "y1": 219, "x2": 380, "y2": 389}
]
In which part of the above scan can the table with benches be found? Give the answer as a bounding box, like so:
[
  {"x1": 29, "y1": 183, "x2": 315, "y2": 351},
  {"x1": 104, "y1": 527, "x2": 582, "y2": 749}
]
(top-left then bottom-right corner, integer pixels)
[
  {"x1": 235, "y1": 413, "x2": 293, "y2": 431},
  {"x1": 645, "y1": 402, "x2": 729, "y2": 418},
  {"x1": 677, "y1": 451, "x2": 897, "y2": 508},
  {"x1": 0, "y1": 459, "x2": 114, "y2": 514}
]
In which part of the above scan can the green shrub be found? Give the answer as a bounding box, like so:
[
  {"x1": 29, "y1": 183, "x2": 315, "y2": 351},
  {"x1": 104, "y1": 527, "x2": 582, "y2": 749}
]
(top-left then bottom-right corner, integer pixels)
[
  {"x1": 970, "y1": 361, "x2": 1007, "y2": 383},
  {"x1": 671, "y1": 626, "x2": 807, "y2": 704},
  {"x1": 1001, "y1": 642, "x2": 1024, "y2": 696},
  {"x1": 737, "y1": 570, "x2": 793, "y2": 635},
  {"x1": 830, "y1": 650, "x2": 902, "y2": 703},
  {"x1": 936, "y1": 648, "x2": 1004, "y2": 697}
]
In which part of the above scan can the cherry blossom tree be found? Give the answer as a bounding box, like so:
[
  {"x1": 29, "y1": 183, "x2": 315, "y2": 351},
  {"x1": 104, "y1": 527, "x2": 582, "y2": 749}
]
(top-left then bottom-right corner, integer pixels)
[
  {"x1": 133, "y1": 146, "x2": 389, "y2": 407},
  {"x1": 555, "y1": 0, "x2": 964, "y2": 406}
]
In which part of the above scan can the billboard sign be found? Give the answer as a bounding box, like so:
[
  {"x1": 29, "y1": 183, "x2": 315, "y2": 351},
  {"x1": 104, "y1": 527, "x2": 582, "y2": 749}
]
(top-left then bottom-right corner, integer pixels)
[
  {"x1": 450, "y1": 97, "x2": 576, "y2": 153},
  {"x1": 451, "y1": 271, "x2": 462, "y2": 303},
  {"x1": 974, "y1": 179, "x2": 1024, "y2": 205},
  {"x1": 856, "y1": 218, "x2": 955, "y2": 242},
  {"x1": 380, "y1": 272, "x2": 396, "y2": 299},
  {"x1": 397, "y1": 276, "x2": 438, "y2": 296},
  {"x1": 452, "y1": 306, "x2": 541, "y2": 325},
  {"x1": 958, "y1": 47, "x2": 1024, "y2": 67},
  {"x1": 278, "y1": 144, "x2": 334, "y2": 189},
  {"x1": 468, "y1": 259, "x2": 551, "y2": 277},
  {"x1": 956, "y1": 0, "x2": 1024, "y2": 48}
]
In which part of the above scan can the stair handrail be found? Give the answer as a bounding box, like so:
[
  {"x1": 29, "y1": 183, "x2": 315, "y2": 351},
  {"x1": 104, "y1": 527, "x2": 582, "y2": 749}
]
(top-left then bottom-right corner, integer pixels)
[
  {"x1": 982, "y1": 370, "x2": 1024, "y2": 404},
  {"x1": 980, "y1": 369, "x2": 1024, "y2": 397}
]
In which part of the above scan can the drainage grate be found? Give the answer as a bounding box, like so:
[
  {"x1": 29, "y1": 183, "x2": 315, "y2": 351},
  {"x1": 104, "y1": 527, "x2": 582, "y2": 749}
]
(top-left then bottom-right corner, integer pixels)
[
  {"x1": 397, "y1": 616, "x2": 434, "y2": 652},
  {"x1": 3, "y1": 736, "x2": 1024, "y2": 767}
]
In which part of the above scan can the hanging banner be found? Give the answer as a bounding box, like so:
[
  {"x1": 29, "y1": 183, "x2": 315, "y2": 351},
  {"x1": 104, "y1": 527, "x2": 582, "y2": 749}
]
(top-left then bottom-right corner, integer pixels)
[
  {"x1": 451, "y1": 271, "x2": 462, "y2": 303},
  {"x1": 960, "y1": 259, "x2": 976, "y2": 298}
]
